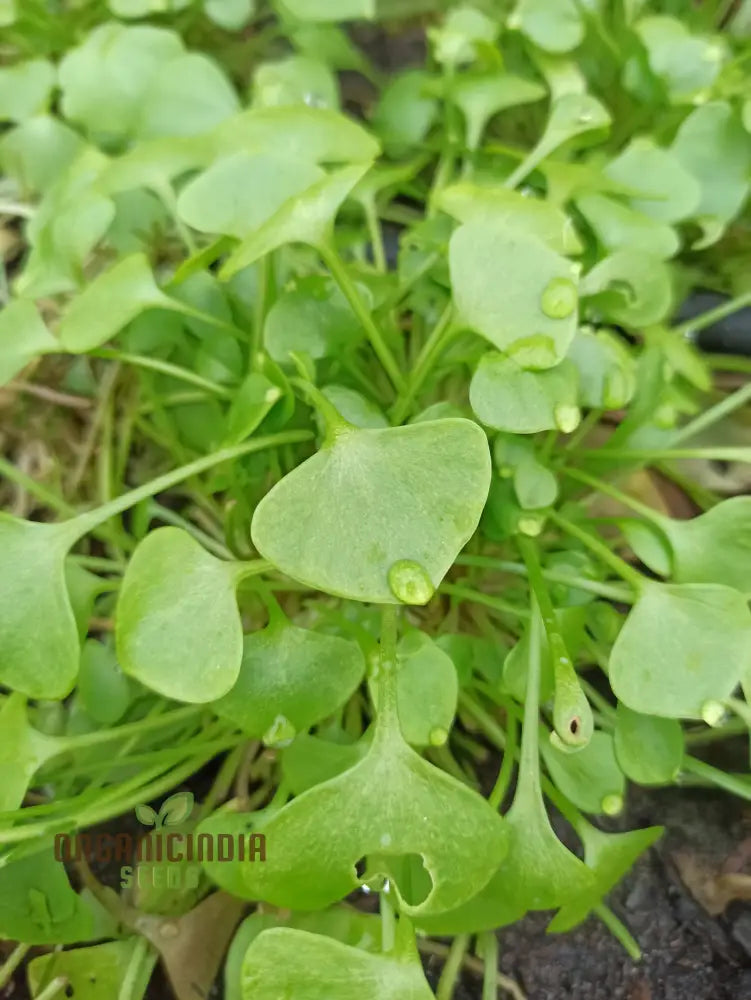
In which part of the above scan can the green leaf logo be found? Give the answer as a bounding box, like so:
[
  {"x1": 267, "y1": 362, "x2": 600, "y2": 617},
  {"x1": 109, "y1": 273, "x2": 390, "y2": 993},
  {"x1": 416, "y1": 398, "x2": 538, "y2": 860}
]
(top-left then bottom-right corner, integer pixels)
[{"x1": 135, "y1": 792, "x2": 194, "y2": 829}]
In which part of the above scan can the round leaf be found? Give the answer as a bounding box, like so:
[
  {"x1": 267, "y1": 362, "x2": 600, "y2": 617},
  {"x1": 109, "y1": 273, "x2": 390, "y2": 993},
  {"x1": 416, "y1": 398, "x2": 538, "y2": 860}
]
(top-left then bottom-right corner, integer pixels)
[
  {"x1": 470, "y1": 353, "x2": 579, "y2": 433},
  {"x1": 614, "y1": 703, "x2": 684, "y2": 785},
  {"x1": 116, "y1": 527, "x2": 244, "y2": 703},
  {"x1": 251, "y1": 419, "x2": 491, "y2": 603}
]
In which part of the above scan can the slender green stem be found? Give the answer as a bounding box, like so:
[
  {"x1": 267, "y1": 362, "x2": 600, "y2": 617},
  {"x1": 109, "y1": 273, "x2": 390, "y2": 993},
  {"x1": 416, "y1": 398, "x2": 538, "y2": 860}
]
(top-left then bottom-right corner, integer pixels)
[
  {"x1": 91, "y1": 349, "x2": 232, "y2": 398},
  {"x1": 0, "y1": 456, "x2": 75, "y2": 517},
  {"x1": 440, "y1": 583, "x2": 530, "y2": 619},
  {"x1": 594, "y1": 904, "x2": 642, "y2": 960},
  {"x1": 380, "y1": 889, "x2": 396, "y2": 952},
  {"x1": 563, "y1": 467, "x2": 667, "y2": 526},
  {"x1": 376, "y1": 605, "x2": 401, "y2": 732},
  {"x1": 454, "y1": 555, "x2": 633, "y2": 602},
  {"x1": 547, "y1": 510, "x2": 644, "y2": 590},
  {"x1": 458, "y1": 691, "x2": 507, "y2": 751},
  {"x1": 681, "y1": 756, "x2": 751, "y2": 801},
  {"x1": 580, "y1": 447, "x2": 751, "y2": 464},
  {"x1": 390, "y1": 303, "x2": 455, "y2": 424},
  {"x1": 117, "y1": 936, "x2": 157, "y2": 1000},
  {"x1": 481, "y1": 932, "x2": 500, "y2": 1000},
  {"x1": 488, "y1": 709, "x2": 517, "y2": 811},
  {"x1": 364, "y1": 196, "x2": 387, "y2": 273},
  {"x1": 0, "y1": 942, "x2": 30, "y2": 989},
  {"x1": 436, "y1": 934, "x2": 470, "y2": 1000},
  {"x1": 670, "y1": 381, "x2": 751, "y2": 445},
  {"x1": 33, "y1": 977, "x2": 69, "y2": 1000},
  {"x1": 54, "y1": 705, "x2": 203, "y2": 752},
  {"x1": 319, "y1": 241, "x2": 406, "y2": 392},
  {"x1": 70, "y1": 430, "x2": 312, "y2": 538},
  {"x1": 672, "y1": 288, "x2": 751, "y2": 338}
]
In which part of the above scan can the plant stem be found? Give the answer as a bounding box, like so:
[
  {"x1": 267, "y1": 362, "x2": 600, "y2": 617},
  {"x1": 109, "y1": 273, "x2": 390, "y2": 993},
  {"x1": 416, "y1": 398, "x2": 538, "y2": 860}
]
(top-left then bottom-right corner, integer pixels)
[
  {"x1": 70, "y1": 430, "x2": 312, "y2": 538},
  {"x1": 91, "y1": 349, "x2": 232, "y2": 398},
  {"x1": 319, "y1": 242, "x2": 405, "y2": 392},
  {"x1": 440, "y1": 583, "x2": 530, "y2": 619},
  {"x1": 580, "y1": 447, "x2": 751, "y2": 464},
  {"x1": 673, "y1": 288, "x2": 751, "y2": 338},
  {"x1": 681, "y1": 756, "x2": 751, "y2": 801},
  {"x1": 563, "y1": 467, "x2": 667, "y2": 526},
  {"x1": 547, "y1": 510, "x2": 644, "y2": 590},
  {"x1": 364, "y1": 195, "x2": 387, "y2": 273},
  {"x1": 593, "y1": 904, "x2": 641, "y2": 960},
  {"x1": 436, "y1": 933, "x2": 470, "y2": 1000},
  {"x1": 380, "y1": 889, "x2": 396, "y2": 952},
  {"x1": 488, "y1": 709, "x2": 517, "y2": 811},
  {"x1": 459, "y1": 691, "x2": 507, "y2": 751},
  {"x1": 390, "y1": 303, "x2": 455, "y2": 424},
  {"x1": 54, "y1": 705, "x2": 203, "y2": 752},
  {"x1": 454, "y1": 555, "x2": 632, "y2": 602},
  {"x1": 481, "y1": 931, "x2": 500, "y2": 1000},
  {"x1": 0, "y1": 456, "x2": 75, "y2": 517},
  {"x1": 33, "y1": 977, "x2": 69, "y2": 1000},
  {"x1": 117, "y1": 936, "x2": 157, "y2": 1000},
  {"x1": 0, "y1": 942, "x2": 30, "y2": 989},
  {"x1": 670, "y1": 381, "x2": 751, "y2": 445}
]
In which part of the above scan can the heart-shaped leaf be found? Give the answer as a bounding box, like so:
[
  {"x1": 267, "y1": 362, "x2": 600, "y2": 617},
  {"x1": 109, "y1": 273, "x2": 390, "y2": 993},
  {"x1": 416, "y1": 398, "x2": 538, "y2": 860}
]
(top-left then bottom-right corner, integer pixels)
[
  {"x1": 438, "y1": 182, "x2": 582, "y2": 254},
  {"x1": 510, "y1": 0, "x2": 584, "y2": 53},
  {"x1": 213, "y1": 620, "x2": 365, "y2": 740},
  {"x1": 220, "y1": 164, "x2": 370, "y2": 278},
  {"x1": 541, "y1": 730, "x2": 625, "y2": 815},
  {"x1": 0, "y1": 298, "x2": 57, "y2": 385},
  {"x1": 0, "y1": 849, "x2": 94, "y2": 945},
  {"x1": 241, "y1": 927, "x2": 433, "y2": 1000},
  {"x1": 177, "y1": 152, "x2": 324, "y2": 239},
  {"x1": 470, "y1": 353, "x2": 580, "y2": 433},
  {"x1": 451, "y1": 72, "x2": 546, "y2": 150},
  {"x1": 635, "y1": 16, "x2": 725, "y2": 105},
  {"x1": 263, "y1": 276, "x2": 364, "y2": 363},
  {"x1": 610, "y1": 581, "x2": 751, "y2": 719},
  {"x1": 201, "y1": 668, "x2": 507, "y2": 916},
  {"x1": 251, "y1": 418, "x2": 491, "y2": 603},
  {"x1": 450, "y1": 222, "x2": 579, "y2": 367},
  {"x1": 547, "y1": 821, "x2": 663, "y2": 932},
  {"x1": 28, "y1": 939, "x2": 152, "y2": 1000},
  {"x1": 116, "y1": 527, "x2": 246, "y2": 703},
  {"x1": 575, "y1": 192, "x2": 679, "y2": 260},
  {"x1": 0, "y1": 516, "x2": 81, "y2": 699},
  {"x1": 614, "y1": 703, "x2": 684, "y2": 785},
  {"x1": 604, "y1": 137, "x2": 701, "y2": 223}
]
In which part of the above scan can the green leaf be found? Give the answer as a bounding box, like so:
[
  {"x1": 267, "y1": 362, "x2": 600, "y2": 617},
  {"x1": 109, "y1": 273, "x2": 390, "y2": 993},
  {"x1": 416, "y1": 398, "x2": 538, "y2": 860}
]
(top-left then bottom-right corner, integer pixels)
[
  {"x1": 450, "y1": 72, "x2": 546, "y2": 151},
  {"x1": 178, "y1": 151, "x2": 323, "y2": 240},
  {"x1": 604, "y1": 137, "x2": 701, "y2": 223},
  {"x1": 470, "y1": 353, "x2": 580, "y2": 433},
  {"x1": 610, "y1": 581, "x2": 751, "y2": 719},
  {"x1": 59, "y1": 23, "x2": 184, "y2": 142},
  {"x1": 372, "y1": 71, "x2": 438, "y2": 154},
  {"x1": 510, "y1": 0, "x2": 584, "y2": 54},
  {"x1": 0, "y1": 298, "x2": 57, "y2": 386},
  {"x1": 614, "y1": 703, "x2": 684, "y2": 785},
  {"x1": 28, "y1": 939, "x2": 152, "y2": 1000},
  {"x1": 159, "y1": 790, "x2": 195, "y2": 827},
  {"x1": 450, "y1": 222, "x2": 579, "y2": 366},
  {"x1": 204, "y1": 0, "x2": 255, "y2": 30},
  {"x1": 136, "y1": 53, "x2": 239, "y2": 140},
  {"x1": 263, "y1": 276, "x2": 363, "y2": 363},
  {"x1": 282, "y1": 733, "x2": 369, "y2": 794},
  {"x1": 547, "y1": 822, "x2": 662, "y2": 932},
  {"x1": 429, "y1": 5, "x2": 498, "y2": 69},
  {"x1": 580, "y1": 250, "x2": 672, "y2": 327},
  {"x1": 0, "y1": 60, "x2": 55, "y2": 122},
  {"x1": 201, "y1": 688, "x2": 507, "y2": 916},
  {"x1": 109, "y1": 0, "x2": 191, "y2": 14},
  {"x1": 566, "y1": 328, "x2": 636, "y2": 410},
  {"x1": 116, "y1": 527, "x2": 245, "y2": 703},
  {"x1": 671, "y1": 101, "x2": 751, "y2": 231},
  {"x1": 223, "y1": 373, "x2": 282, "y2": 445},
  {"x1": 241, "y1": 928, "x2": 434, "y2": 1000},
  {"x1": 0, "y1": 694, "x2": 59, "y2": 812},
  {"x1": 657, "y1": 497, "x2": 751, "y2": 591},
  {"x1": 220, "y1": 164, "x2": 370, "y2": 278},
  {"x1": 252, "y1": 55, "x2": 339, "y2": 110},
  {"x1": 0, "y1": 849, "x2": 94, "y2": 945},
  {"x1": 0, "y1": 516, "x2": 80, "y2": 699},
  {"x1": 321, "y1": 385, "x2": 388, "y2": 429},
  {"x1": 513, "y1": 453, "x2": 558, "y2": 509},
  {"x1": 635, "y1": 17, "x2": 725, "y2": 104},
  {"x1": 281, "y1": 0, "x2": 375, "y2": 20},
  {"x1": 438, "y1": 182, "x2": 582, "y2": 254},
  {"x1": 251, "y1": 419, "x2": 491, "y2": 603},
  {"x1": 576, "y1": 192, "x2": 679, "y2": 260},
  {"x1": 213, "y1": 621, "x2": 365, "y2": 740},
  {"x1": 541, "y1": 730, "x2": 624, "y2": 815},
  {"x1": 394, "y1": 630, "x2": 458, "y2": 746},
  {"x1": 0, "y1": 115, "x2": 83, "y2": 195},
  {"x1": 78, "y1": 640, "x2": 131, "y2": 725}
]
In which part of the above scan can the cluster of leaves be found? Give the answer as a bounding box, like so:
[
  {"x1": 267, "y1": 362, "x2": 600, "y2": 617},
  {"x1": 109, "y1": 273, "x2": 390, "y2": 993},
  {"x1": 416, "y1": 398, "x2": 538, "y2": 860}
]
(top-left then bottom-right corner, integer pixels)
[{"x1": 1, "y1": 0, "x2": 751, "y2": 998}]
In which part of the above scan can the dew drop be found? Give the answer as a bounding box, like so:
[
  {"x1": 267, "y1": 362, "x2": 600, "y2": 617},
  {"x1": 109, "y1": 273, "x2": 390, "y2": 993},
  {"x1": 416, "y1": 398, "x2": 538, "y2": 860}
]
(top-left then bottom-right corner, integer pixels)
[
  {"x1": 701, "y1": 700, "x2": 725, "y2": 728},
  {"x1": 601, "y1": 794, "x2": 623, "y2": 817},
  {"x1": 540, "y1": 278, "x2": 578, "y2": 320},
  {"x1": 380, "y1": 832, "x2": 393, "y2": 848},
  {"x1": 262, "y1": 714, "x2": 297, "y2": 748},
  {"x1": 554, "y1": 403, "x2": 581, "y2": 434},
  {"x1": 429, "y1": 726, "x2": 449, "y2": 747},
  {"x1": 387, "y1": 560, "x2": 434, "y2": 606}
]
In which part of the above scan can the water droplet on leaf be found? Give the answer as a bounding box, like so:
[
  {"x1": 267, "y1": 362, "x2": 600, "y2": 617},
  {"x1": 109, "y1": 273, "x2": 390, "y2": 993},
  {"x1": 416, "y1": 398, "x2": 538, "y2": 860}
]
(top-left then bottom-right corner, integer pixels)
[
  {"x1": 262, "y1": 714, "x2": 297, "y2": 748},
  {"x1": 601, "y1": 794, "x2": 623, "y2": 816},
  {"x1": 518, "y1": 514, "x2": 544, "y2": 537},
  {"x1": 380, "y1": 832, "x2": 392, "y2": 848},
  {"x1": 429, "y1": 726, "x2": 449, "y2": 746},
  {"x1": 540, "y1": 278, "x2": 578, "y2": 320},
  {"x1": 387, "y1": 560, "x2": 434, "y2": 605}
]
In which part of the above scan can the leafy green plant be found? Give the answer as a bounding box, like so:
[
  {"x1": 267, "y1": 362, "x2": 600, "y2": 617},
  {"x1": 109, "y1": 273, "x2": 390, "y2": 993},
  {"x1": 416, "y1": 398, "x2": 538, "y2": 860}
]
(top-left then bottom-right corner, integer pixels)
[{"x1": 1, "y1": 1, "x2": 751, "y2": 998}]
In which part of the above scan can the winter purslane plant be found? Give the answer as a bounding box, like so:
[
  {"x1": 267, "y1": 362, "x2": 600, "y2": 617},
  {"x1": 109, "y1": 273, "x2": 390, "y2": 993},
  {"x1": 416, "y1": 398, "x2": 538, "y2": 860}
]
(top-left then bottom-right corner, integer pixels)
[{"x1": 1, "y1": 0, "x2": 751, "y2": 998}]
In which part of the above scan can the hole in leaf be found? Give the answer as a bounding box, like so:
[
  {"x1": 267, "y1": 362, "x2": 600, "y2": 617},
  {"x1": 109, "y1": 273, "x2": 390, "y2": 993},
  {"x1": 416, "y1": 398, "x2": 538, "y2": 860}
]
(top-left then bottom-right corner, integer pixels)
[
  {"x1": 375, "y1": 853, "x2": 433, "y2": 908},
  {"x1": 569, "y1": 717, "x2": 580, "y2": 736},
  {"x1": 354, "y1": 857, "x2": 368, "y2": 879},
  {"x1": 65, "y1": 986, "x2": 75, "y2": 998}
]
